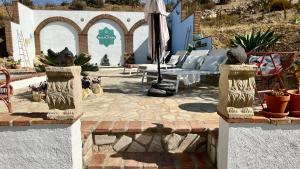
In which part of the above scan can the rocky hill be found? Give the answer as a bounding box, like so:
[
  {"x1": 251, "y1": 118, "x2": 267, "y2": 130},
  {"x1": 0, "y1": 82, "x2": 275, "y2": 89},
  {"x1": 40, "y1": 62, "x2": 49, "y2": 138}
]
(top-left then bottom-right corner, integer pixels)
[{"x1": 201, "y1": 1, "x2": 300, "y2": 52}]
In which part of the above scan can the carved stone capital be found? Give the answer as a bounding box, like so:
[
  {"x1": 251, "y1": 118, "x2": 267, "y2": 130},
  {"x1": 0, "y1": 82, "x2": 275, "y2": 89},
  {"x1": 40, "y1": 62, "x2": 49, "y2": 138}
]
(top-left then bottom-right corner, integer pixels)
[
  {"x1": 217, "y1": 64, "x2": 257, "y2": 119},
  {"x1": 46, "y1": 66, "x2": 82, "y2": 120}
]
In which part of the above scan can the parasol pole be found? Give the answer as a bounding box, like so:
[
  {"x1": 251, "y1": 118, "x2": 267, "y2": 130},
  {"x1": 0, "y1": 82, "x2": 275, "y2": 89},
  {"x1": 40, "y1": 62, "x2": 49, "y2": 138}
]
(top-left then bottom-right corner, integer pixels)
[{"x1": 154, "y1": 13, "x2": 162, "y2": 83}]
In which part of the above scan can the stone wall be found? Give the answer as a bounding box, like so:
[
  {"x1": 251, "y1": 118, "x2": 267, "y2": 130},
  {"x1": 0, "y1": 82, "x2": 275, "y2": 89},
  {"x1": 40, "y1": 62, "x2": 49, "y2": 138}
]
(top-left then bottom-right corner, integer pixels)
[{"x1": 94, "y1": 132, "x2": 207, "y2": 154}]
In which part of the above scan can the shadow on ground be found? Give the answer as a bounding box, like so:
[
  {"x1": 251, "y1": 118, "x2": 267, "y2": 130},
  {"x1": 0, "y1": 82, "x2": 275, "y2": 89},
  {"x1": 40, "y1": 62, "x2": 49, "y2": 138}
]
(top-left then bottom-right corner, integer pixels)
[{"x1": 179, "y1": 103, "x2": 217, "y2": 113}]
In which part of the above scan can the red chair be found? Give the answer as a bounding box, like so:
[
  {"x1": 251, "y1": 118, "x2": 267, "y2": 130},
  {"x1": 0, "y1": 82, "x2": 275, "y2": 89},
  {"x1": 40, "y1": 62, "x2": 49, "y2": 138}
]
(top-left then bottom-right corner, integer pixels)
[
  {"x1": 247, "y1": 52, "x2": 297, "y2": 109},
  {"x1": 0, "y1": 68, "x2": 13, "y2": 113}
]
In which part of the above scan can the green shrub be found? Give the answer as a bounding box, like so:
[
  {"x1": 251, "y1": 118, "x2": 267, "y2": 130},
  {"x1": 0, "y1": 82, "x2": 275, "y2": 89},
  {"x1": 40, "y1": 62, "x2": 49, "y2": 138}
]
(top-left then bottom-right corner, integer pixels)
[
  {"x1": 296, "y1": 2, "x2": 300, "y2": 14},
  {"x1": 60, "y1": 1, "x2": 70, "y2": 6},
  {"x1": 230, "y1": 29, "x2": 281, "y2": 52},
  {"x1": 69, "y1": 0, "x2": 87, "y2": 10},
  {"x1": 19, "y1": 0, "x2": 33, "y2": 7},
  {"x1": 270, "y1": 0, "x2": 293, "y2": 11},
  {"x1": 86, "y1": 0, "x2": 104, "y2": 8}
]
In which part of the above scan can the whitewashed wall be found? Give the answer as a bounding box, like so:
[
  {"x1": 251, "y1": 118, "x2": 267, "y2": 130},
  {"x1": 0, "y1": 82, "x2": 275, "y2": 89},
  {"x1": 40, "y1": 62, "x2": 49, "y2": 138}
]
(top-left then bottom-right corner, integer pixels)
[
  {"x1": 40, "y1": 22, "x2": 79, "y2": 55},
  {"x1": 11, "y1": 3, "x2": 35, "y2": 67},
  {"x1": 88, "y1": 19, "x2": 125, "y2": 66},
  {"x1": 218, "y1": 118, "x2": 300, "y2": 169},
  {"x1": 32, "y1": 10, "x2": 144, "y2": 31},
  {"x1": 0, "y1": 120, "x2": 82, "y2": 169},
  {"x1": 133, "y1": 25, "x2": 149, "y2": 64},
  {"x1": 10, "y1": 3, "x2": 150, "y2": 67}
]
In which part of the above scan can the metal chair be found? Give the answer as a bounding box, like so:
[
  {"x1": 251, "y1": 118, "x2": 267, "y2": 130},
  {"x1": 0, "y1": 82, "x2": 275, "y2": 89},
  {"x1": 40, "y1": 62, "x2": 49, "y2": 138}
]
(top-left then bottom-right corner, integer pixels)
[
  {"x1": 247, "y1": 52, "x2": 297, "y2": 109},
  {"x1": 0, "y1": 68, "x2": 13, "y2": 113}
]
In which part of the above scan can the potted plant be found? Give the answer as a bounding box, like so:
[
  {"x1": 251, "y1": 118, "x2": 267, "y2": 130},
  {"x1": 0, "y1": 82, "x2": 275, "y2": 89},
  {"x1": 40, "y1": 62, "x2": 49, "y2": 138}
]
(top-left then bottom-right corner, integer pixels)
[
  {"x1": 264, "y1": 89, "x2": 290, "y2": 117},
  {"x1": 28, "y1": 81, "x2": 47, "y2": 102},
  {"x1": 288, "y1": 57, "x2": 300, "y2": 117},
  {"x1": 91, "y1": 76, "x2": 103, "y2": 95},
  {"x1": 81, "y1": 74, "x2": 92, "y2": 100},
  {"x1": 12, "y1": 59, "x2": 21, "y2": 69}
]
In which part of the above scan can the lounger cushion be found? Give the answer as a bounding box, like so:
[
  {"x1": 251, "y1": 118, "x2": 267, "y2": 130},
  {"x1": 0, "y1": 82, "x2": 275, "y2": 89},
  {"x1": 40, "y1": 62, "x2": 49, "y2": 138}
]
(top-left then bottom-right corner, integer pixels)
[
  {"x1": 200, "y1": 49, "x2": 228, "y2": 71},
  {"x1": 249, "y1": 54, "x2": 282, "y2": 76},
  {"x1": 182, "y1": 50, "x2": 209, "y2": 69},
  {"x1": 167, "y1": 55, "x2": 181, "y2": 66}
]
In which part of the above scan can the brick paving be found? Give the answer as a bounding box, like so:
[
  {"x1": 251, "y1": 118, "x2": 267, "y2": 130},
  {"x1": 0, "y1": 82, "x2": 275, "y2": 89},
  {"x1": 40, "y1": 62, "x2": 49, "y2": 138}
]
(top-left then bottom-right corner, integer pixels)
[
  {"x1": 87, "y1": 153, "x2": 216, "y2": 169},
  {"x1": 0, "y1": 68, "x2": 219, "y2": 122}
]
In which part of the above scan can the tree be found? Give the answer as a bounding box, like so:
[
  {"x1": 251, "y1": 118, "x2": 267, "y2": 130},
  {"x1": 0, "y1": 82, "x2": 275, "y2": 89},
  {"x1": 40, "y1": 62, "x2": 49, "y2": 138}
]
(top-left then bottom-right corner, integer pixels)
[{"x1": 19, "y1": 0, "x2": 33, "y2": 7}]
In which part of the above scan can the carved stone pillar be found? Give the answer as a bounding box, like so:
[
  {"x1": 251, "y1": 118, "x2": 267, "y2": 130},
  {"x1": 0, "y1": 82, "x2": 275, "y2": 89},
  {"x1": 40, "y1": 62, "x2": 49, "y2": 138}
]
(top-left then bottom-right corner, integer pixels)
[
  {"x1": 217, "y1": 64, "x2": 257, "y2": 118},
  {"x1": 46, "y1": 66, "x2": 82, "y2": 120}
]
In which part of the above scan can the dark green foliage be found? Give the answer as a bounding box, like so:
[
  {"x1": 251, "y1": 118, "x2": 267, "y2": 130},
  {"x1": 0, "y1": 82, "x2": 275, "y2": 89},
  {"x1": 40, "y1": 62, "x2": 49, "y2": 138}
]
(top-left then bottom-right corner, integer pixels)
[
  {"x1": 69, "y1": 0, "x2": 87, "y2": 10},
  {"x1": 105, "y1": 0, "x2": 140, "y2": 6},
  {"x1": 230, "y1": 29, "x2": 281, "y2": 52},
  {"x1": 86, "y1": 0, "x2": 104, "y2": 8},
  {"x1": 61, "y1": 1, "x2": 70, "y2": 6},
  {"x1": 270, "y1": 0, "x2": 293, "y2": 11},
  {"x1": 38, "y1": 52, "x2": 99, "y2": 73},
  {"x1": 296, "y1": 2, "x2": 300, "y2": 14},
  {"x1": 19, "y1": 0, "x2": 33, "y2": 7}
]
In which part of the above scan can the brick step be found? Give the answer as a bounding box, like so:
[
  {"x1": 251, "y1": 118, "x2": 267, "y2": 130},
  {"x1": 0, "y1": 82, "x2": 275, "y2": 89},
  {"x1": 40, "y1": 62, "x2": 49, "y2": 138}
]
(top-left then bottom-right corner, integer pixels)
[
  {"x1": 93, "y1": 121, "x2": 218, "y2": 154},
  {"x1": 81, "y1": 121, "x2": 219, "y2": 167},
  {"x1": 87, "y1": 152, "x2": 216, "y2": 169}
]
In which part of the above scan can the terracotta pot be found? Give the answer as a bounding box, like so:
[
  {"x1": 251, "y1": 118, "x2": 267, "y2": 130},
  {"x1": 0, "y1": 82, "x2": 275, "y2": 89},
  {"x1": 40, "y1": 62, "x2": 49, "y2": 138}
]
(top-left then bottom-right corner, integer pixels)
[
  {"x1": 265, "y1": 94, "x2": 290, "y2": 113},
  {"x1": 288, "y1": 90, "x2": 300, "y2": 113},
  {"x1": 32, "y1": 92, "x2": 46, "y2": 102},
  {"x1": 15, "y1": 64, "x2": 21, "y2": 69},
  {"x1": 32, "y1": 92, "x2": 43, "y2": 102}
]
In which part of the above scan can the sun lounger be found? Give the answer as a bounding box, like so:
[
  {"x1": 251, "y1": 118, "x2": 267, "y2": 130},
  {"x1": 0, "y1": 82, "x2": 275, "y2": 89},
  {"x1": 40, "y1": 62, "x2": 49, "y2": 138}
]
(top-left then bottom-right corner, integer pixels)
[{"x1": 142, "y1": 49, "x2": 228, "y2": 92}]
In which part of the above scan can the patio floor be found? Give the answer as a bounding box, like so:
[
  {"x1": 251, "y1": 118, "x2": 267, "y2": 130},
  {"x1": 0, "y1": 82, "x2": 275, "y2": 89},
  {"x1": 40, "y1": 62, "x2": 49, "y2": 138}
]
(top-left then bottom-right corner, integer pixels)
[{"x1": 0, "y1": 68, "x2": 219, "y2": 122}]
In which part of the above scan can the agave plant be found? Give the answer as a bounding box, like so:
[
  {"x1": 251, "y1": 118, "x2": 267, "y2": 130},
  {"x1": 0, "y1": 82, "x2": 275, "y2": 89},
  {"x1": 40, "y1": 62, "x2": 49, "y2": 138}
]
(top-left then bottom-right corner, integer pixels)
[
  {"x1": 38, "y1": 48, "x2": 99, "y2": 73},
  {"x1": 230, "y1": 29, "x2": 281, "y2": 53}
]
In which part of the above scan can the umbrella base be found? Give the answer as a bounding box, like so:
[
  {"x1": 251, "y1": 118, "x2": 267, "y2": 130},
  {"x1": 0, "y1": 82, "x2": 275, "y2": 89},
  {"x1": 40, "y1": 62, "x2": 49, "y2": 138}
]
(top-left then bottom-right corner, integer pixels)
[{"x1": 147, "y1": 82, "x2": 176, "y2": 97}]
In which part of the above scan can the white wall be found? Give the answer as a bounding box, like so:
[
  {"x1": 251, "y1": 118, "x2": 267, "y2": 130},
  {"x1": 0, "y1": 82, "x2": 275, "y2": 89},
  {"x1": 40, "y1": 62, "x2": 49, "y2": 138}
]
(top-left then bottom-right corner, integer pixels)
[
  {"x1": 11, "y1": 3, "x2": 35, "y2": 67},
  {"x1": 170, "y1": 2, "x2": 194, "y2": 54},
  {"x1": 218, "y1": 118, "x2": 300, "y2": 169},
  {"x1": 0, "y1": 120, "x2": 82, "y2": 169},
  {"x1": 11, "y1": 3, "x2": 150, "y2": 67},
  {"x1": 33, "y1": 10, "x2": 144, "y2": 31},
  {"x1": 40, "y1": 22, "x2": 79, "y2": 55},
  {"x1": 88, "y1": 19, "x2": 125, "y2": 66},
  {"x1": 133, "y1": 25, "x2": 149, "y2": 64}
]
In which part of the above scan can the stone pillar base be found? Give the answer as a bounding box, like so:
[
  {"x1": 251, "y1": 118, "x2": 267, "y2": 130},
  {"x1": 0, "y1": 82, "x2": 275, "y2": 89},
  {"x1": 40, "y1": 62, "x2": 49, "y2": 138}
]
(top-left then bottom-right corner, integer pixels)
[
  {"x1": 217, "y1": 64, "x2": 257, "y2": 119},
  {"x1": 46, "y1": 66, "x2": 82, "y2": 120},
  {"x1": 47, "y1": 109, "x2": 82, "y2": 120}
]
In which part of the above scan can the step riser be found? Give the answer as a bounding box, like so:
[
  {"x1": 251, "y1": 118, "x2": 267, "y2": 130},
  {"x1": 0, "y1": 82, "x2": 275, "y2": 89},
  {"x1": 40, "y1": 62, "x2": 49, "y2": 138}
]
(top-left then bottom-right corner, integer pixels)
[{"x1": 93, "y1": 132, "x2": 208, "y2": 154}]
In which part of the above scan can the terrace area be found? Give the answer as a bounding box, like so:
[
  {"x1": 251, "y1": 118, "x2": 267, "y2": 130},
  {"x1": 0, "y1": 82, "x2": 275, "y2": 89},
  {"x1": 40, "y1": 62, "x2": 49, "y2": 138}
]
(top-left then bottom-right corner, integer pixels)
[{"x1": 2, "y1": 68, "x2": 219, "y2": 123}]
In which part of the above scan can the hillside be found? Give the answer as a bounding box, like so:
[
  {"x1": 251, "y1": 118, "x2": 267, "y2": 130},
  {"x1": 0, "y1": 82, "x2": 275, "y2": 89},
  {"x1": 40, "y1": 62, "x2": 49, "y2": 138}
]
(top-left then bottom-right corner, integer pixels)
[{"x1": 201, "y1": 1, "x2": 300, "y2": 52}]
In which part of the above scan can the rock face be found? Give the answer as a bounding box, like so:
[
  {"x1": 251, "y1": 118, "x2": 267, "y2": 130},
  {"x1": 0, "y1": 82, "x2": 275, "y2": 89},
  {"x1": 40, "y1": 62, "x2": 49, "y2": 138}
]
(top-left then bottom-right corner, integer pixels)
[
  {"x1": 46, "y1": 66, "x2": 82, "y2": 120},
  {"x1": 218, "y1": 64, "x2": 257, "y2": 118}
]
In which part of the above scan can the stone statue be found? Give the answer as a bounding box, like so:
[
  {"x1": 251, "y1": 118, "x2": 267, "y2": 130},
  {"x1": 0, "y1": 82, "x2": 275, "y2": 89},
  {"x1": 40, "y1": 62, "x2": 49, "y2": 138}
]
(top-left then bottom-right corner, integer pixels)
[
  {"x1": 47, "y1": 47, "x2": 75, "y2": 67},
  {"x1": 101, "y1": 54, "x2": 110, "y2": 66},
  {"x1": 226, "y1": 45, "x2": 248, "y2": 64}
]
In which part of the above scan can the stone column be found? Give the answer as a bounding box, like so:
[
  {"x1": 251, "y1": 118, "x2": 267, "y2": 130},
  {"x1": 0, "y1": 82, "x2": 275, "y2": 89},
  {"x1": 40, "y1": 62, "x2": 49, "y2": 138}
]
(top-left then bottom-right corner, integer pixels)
[
  {"x1": 217, "y1": 64, "x2": 257, "y2": 118},
  {"x1": 46, "y1": 66, "x2": 82, "y2": 120}
]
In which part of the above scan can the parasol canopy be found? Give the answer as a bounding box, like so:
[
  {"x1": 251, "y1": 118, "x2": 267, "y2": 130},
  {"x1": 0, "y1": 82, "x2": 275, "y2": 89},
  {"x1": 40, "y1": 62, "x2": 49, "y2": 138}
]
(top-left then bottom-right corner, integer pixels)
[{"x1": 144, "y1": 0, "x2": 170, "y2": 61}]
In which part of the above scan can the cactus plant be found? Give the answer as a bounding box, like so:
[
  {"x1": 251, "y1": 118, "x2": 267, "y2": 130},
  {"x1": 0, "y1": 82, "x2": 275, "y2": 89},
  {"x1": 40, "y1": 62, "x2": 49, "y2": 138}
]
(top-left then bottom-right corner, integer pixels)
[{"x1": 38, "y1": 48, "x2": 99, "y2": 73}]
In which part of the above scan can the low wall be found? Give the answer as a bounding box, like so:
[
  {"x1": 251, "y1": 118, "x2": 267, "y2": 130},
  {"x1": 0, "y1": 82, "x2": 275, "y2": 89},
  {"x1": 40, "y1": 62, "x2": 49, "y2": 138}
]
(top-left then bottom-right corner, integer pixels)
[
  {"x1": 218, "y1": 116, "x2": 300, "y2": 169},
  {"x1": 0, "y1": 113, "x2": 82, "y2": 169}
]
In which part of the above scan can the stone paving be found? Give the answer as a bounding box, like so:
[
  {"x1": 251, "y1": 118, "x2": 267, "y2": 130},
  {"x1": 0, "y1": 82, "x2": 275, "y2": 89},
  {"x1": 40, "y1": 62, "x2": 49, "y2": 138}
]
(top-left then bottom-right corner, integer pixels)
[{"x1": 0, "y1": 68, "x2": 219, "y2": 122}]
